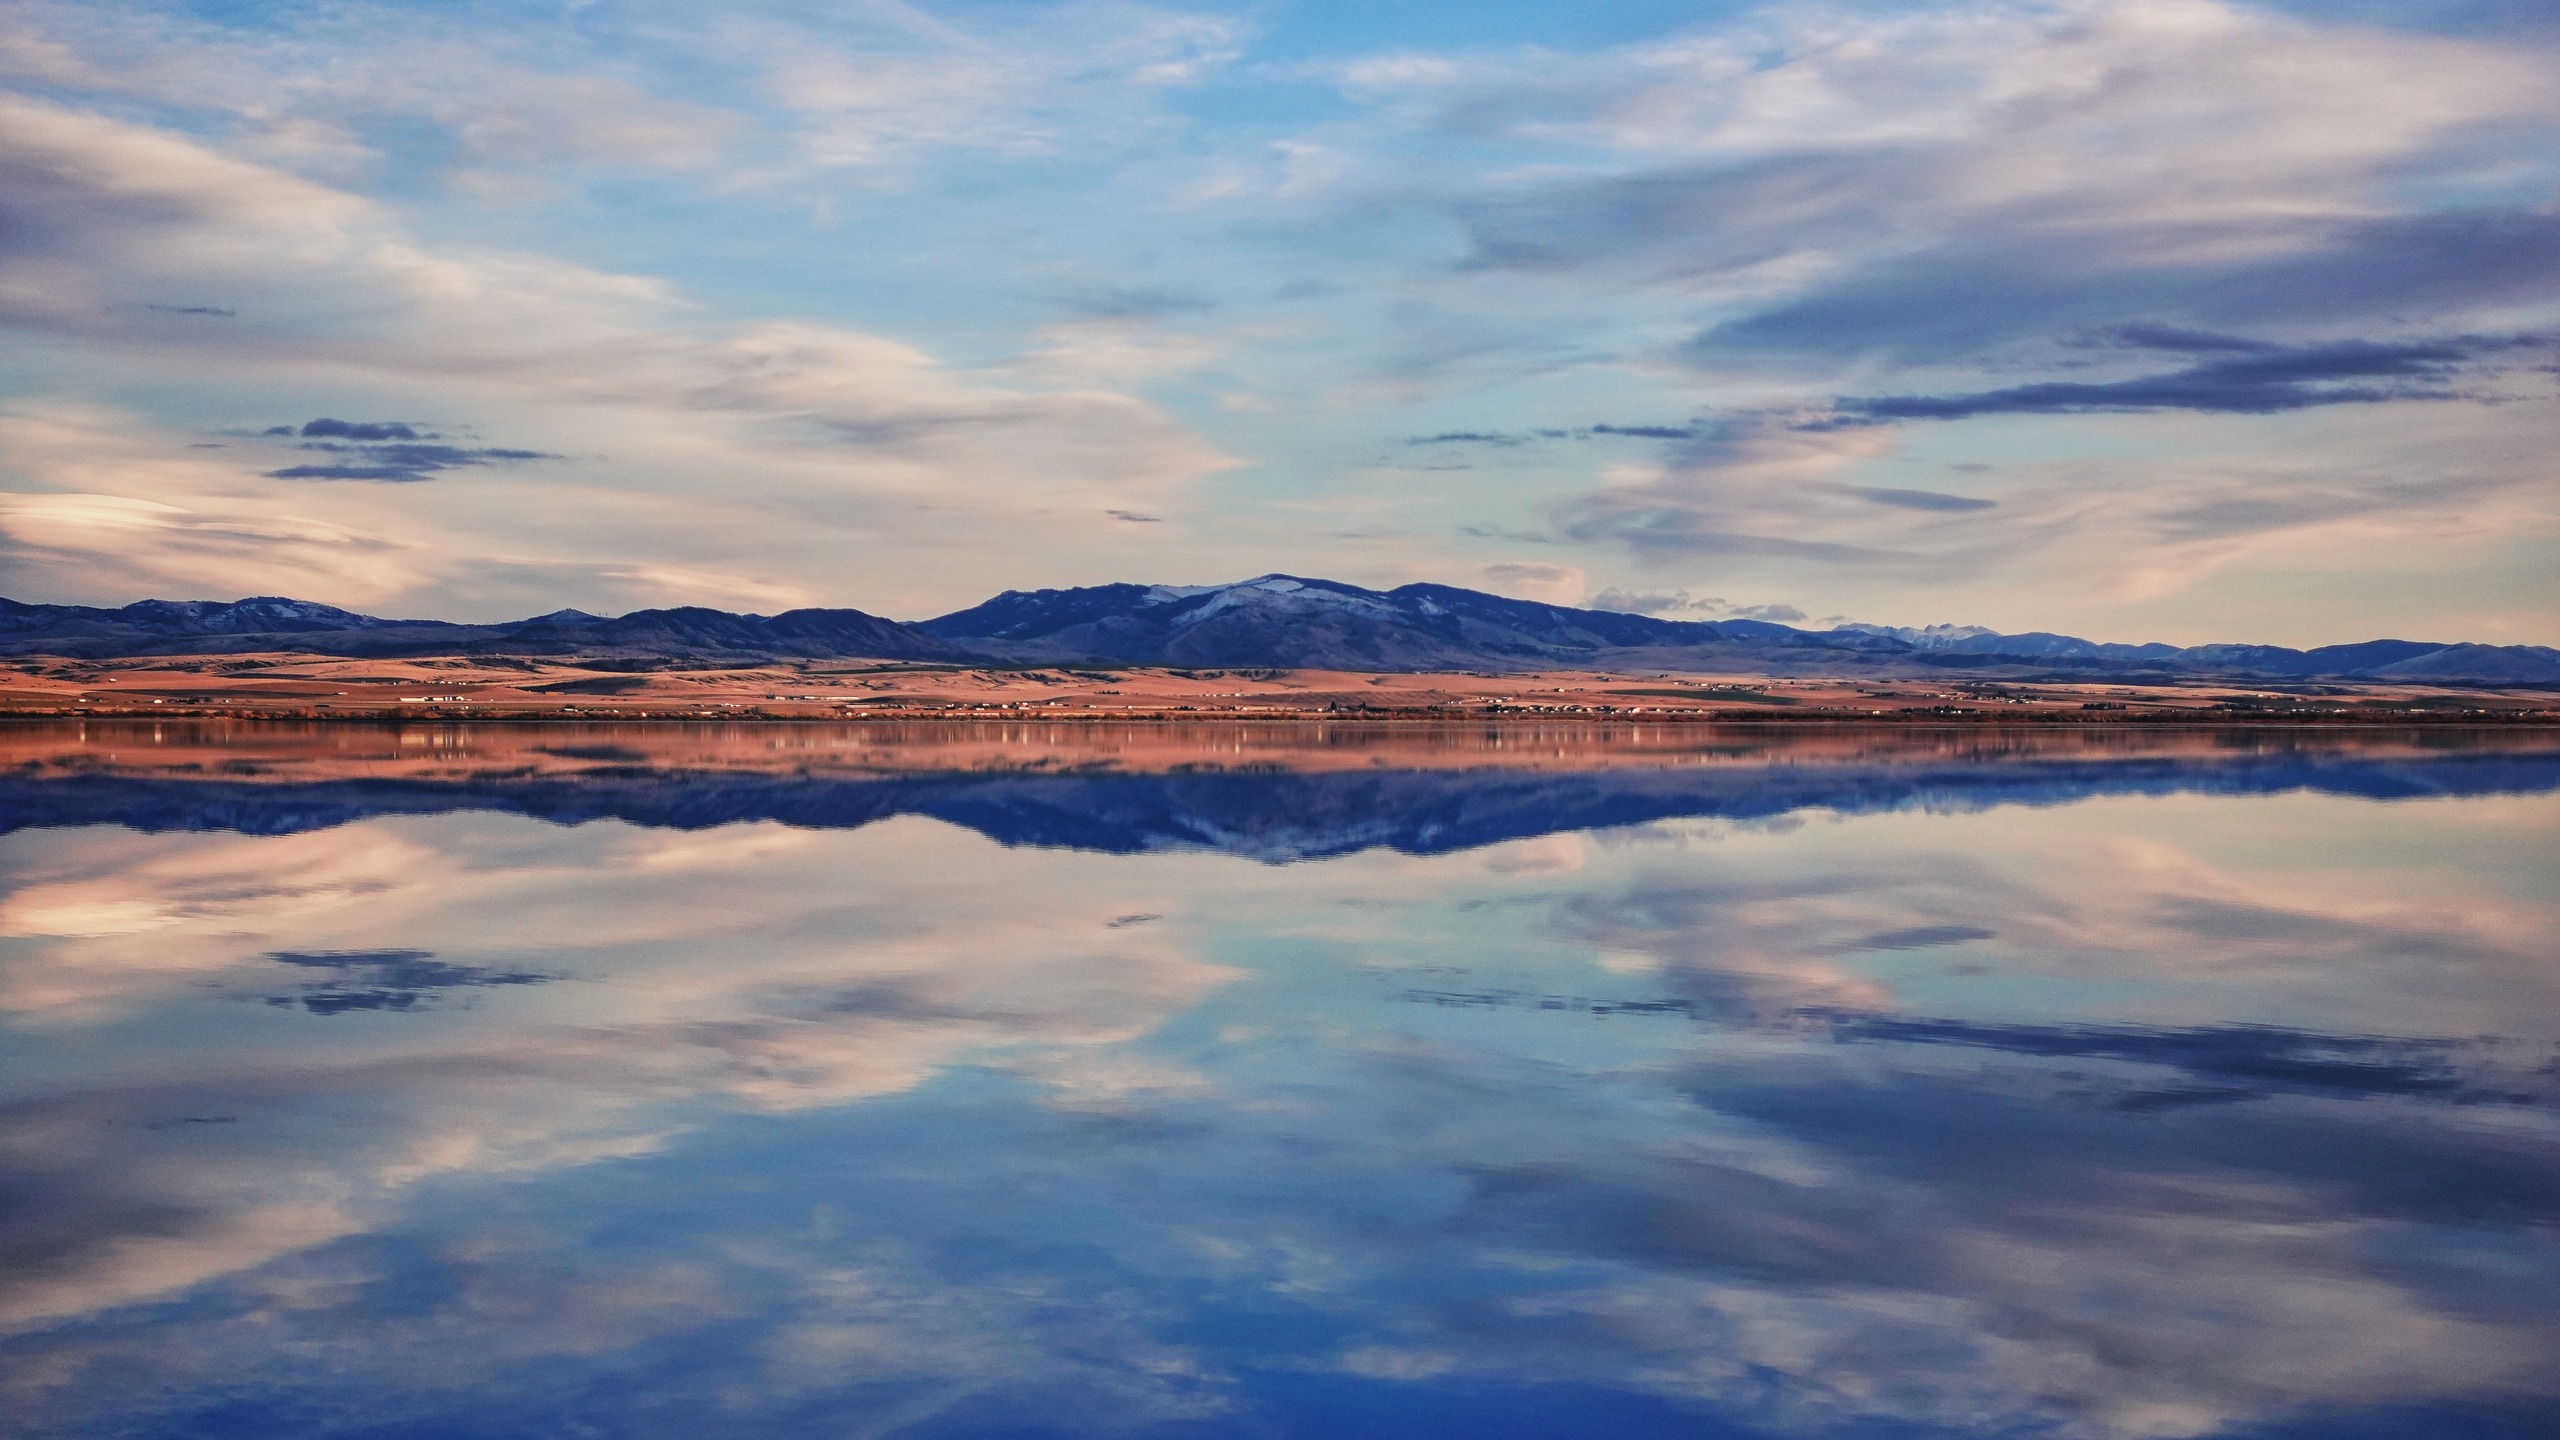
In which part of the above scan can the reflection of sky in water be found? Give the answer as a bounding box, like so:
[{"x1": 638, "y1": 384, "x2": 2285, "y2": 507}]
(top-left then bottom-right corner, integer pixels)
[{"x1": 2, "y1": 739, "x2": 2556, "y2": 1438}]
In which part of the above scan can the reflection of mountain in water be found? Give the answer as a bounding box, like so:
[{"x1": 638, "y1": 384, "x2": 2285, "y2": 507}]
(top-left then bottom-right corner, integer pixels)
[{"x1": 10, "y1": 750, "x2": 2558, "y2": 860}]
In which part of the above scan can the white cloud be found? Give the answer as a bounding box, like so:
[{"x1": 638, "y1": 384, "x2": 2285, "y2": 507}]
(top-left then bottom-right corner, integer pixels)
[
  {"x1": 1357, "y1": 0, "x2": 2560, "y2": 300},
  {"x1": 0, "y1": 400, "x2": 449, "y2": 603},
  {"x1": 0, "y1": 93, "x2": 1233, "y2": 616},
  {"x1": 1551, "y1": 399, "x2": 2559, "y2": 636},
  {"x1": 0, "y1": 0, "x2": 1237, "y2": 190},
  {"x1": 1478, "y1": 559, "x2": 1584, "y2": 604},
  {"x1": 1584, "y1": 587, "x2": 1806, "y2": 622}
]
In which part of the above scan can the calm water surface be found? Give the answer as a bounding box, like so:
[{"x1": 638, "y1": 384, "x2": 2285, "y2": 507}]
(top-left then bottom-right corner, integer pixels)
[{"x1": 3, "y1": 722, "x2": 2556, "y2": 1439}]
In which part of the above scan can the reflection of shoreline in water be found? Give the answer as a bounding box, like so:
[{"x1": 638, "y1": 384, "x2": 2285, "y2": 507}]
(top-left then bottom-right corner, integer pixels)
[
  {"x1": 5, "y1": 732, "x2": 2560, "y2": 855},
  {"x1": 6, "y1": 722, "x2": 2556, "y2": 860}
]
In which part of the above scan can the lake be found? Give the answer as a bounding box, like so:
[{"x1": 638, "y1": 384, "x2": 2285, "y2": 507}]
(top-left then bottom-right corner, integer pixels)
[{"x1": 3, "y1": 721, "x2": 2555, "y2": 1439}]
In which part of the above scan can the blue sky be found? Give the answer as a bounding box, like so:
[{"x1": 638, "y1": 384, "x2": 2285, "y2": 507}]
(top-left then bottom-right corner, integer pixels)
[{"x1": 0, "y1": 0, "x2": 2554, "y2": 643}]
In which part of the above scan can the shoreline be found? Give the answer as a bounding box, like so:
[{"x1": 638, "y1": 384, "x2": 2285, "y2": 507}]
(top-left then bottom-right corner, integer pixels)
[
  {"x1": 6, "y1": 707, "x2": 2556, "y2": 726},
  {"x1": 12, "y1": 714, "x2": 2553, "y2": 787},
  {"x1": 6, "y1": 652, "x2": 2553, "y2": 727}
]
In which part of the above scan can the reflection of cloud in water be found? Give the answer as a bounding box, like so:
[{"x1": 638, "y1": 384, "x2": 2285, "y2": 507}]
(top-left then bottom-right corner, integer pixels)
[
  {"x1": 263, "y1": 949, "x2": 553, "y2": 1014},
  {"x1": 0, "y1": 816, "x2": 1234, "y2": 1333},
  {"x1": 1814, "y1": 1012, "x2": 2552, "y2": 1109},
  {"x1": 0, "y1": 775, "x2": 2554, "y2": 1437}
]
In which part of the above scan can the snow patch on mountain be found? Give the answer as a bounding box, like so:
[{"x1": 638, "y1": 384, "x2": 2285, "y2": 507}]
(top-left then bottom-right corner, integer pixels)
[
  {"x1": 1834, "y1": 623, "x2": 2000, "y2": 648},
  {"x1": 1169, "y1": 575, "x2": 1400, "y2": 628}
]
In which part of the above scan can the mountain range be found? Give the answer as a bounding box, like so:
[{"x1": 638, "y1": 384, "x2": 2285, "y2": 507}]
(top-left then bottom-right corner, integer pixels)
[{"x1": 5, "y1": 574, "x2": 2557, "y2": 683}]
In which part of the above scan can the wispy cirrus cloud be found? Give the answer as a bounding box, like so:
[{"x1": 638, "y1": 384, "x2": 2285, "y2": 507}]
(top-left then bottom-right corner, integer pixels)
[
  {"x1": 0, "y1": 475, "x2": 424, "y2": 606},
  {"x1": 0, "y1": 0, "x2": 1240, "y2": 192},
  {"x1": 739, "y1": 1, "x2": 1242, "y2": 180},
  {"x1": 0, "y1": 1, "x2": 747, "y2": 190}
]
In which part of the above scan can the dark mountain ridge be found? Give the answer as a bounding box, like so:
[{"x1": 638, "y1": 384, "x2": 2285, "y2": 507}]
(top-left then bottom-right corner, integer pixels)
[
  {"x1": 914, "y1": 574, "x2": 1907, "y2": 671},
  {"x1": 0, "y1": 595, "x2": 962, "y2": 664},
  {"x1": 917, "y1": 575, "x2": 2560, "y2": 682},
  {"x1": 4, "y1": 575, "x2": 2555, "y2": 683}
]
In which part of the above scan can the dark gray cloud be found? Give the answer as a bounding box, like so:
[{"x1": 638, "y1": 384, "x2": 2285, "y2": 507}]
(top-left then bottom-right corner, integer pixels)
[
  {"x1": 2101, "y1": 324, "x2": 2281, "y2": 355},
  {"x1": 1699, "y1": 212, "x2": 2560, "y2": 365},
  {"x1": 320, "y1": 444, "x2": 551, "y2": 465},
  {"x1": 261, "y1": 465, "x2": 439, "y2": 482},
  {"x1": 143, "y1": 303, "x2": 235, "y2": 318},
  {"x1": 260, "y1": 422, "x2": 560, "y2": 482},
  {"x1": 262, "y1": 418, "x2": 429, "y2": 441},
  {"x1": 1410, "y1": 430, "x2": 1525, "y2": 446},
  {"x1": 1852, "y1": 486, "x2": 1997, "y2": 512},
  {"x1": 1836, "y1": 335, "x2": 2527, "y2": 421},
  {"x1": 1065, "y1": 284, "x2": 1214, "y2": 319},
  {"x1": 1407, "y1": 423, "x2": 1697, "y2": 447},
  {"x1": 1589, "y1": 423, "x2": 1698, "y2": 439},
  {"x1": 1849, "y1": 924, "x2": 1997, "y2": 951}
]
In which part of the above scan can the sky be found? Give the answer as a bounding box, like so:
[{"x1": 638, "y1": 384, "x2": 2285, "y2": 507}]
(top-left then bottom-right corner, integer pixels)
[{"x1": 0, "y1": 0, "x2": 2554, "y2": 645}]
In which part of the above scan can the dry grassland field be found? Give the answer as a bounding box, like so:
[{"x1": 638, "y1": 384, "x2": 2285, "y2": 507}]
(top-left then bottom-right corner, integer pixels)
[
  {"x1": 0, "y1": 653, "x2": 2552, "y2": 724},
  {"x1": 8, "y1": 716, "x2": 2552, "y2": 790}
]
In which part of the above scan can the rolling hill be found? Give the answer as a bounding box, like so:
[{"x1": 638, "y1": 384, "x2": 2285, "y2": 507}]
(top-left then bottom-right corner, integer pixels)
[{"x1": 5, "y1": 576, "x2": 2555, "y2": 683}]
